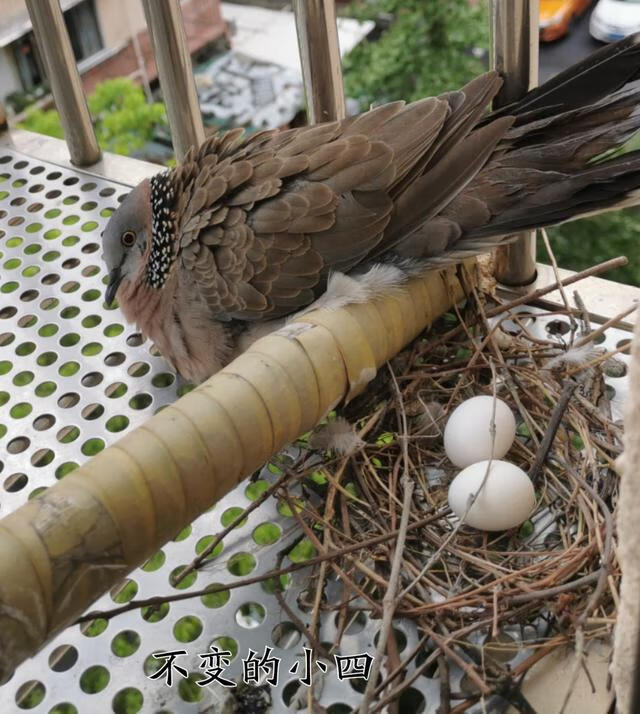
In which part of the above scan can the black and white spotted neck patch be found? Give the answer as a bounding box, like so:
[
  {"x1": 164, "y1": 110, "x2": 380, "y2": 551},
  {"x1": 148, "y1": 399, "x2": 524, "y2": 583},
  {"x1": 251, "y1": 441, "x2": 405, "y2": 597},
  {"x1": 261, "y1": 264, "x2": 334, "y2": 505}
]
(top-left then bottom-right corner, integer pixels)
[{"x1": 146, "y1": 172, "x2": 177, "y2": 289}]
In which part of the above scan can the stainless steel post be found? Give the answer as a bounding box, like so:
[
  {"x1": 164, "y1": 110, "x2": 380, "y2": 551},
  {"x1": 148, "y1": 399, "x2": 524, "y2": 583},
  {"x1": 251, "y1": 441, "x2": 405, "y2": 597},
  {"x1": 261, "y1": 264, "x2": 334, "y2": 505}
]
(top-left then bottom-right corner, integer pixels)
[
  {"x1": 141, "y1": 0, "x2": 205, "y2": 160},
  {"x1": 491, "y1": 0, "x2": 540, "y2": 286},
  {"x1": 24, "y1": 0, "x2": 101, "y2": 167},
  {"x1": 292, "y1": 0, "x2": 346, "y2": 123}
]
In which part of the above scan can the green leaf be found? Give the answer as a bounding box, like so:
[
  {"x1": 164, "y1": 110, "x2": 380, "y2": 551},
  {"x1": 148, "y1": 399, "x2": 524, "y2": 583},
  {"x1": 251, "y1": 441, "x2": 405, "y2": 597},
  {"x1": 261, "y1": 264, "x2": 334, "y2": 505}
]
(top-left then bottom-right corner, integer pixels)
[
  {"x1": 342, "y1": 0, "x2": 489, "y2": 109},
  {"x1": 518, "y1": 520, "x2": 534, "y2": 539},
  {"x1": 20, "y1": 77, "x2": 168, "y2": 159}
]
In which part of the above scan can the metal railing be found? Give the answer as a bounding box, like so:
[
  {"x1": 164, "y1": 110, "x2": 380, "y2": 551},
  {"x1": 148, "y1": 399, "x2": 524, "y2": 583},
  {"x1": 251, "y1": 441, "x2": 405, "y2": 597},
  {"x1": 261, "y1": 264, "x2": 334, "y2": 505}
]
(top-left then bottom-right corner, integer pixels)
[
  {"x1": 141, "y1": 0, "x2": 205, "y2": 160},
  {"x1": 17, "y1": 0, "x2": 538, "y2": 285},
  {"x1": 293, "y1": 0, "x2": 346, "y2": 123},
  {"x1": 24, "y1": 0, "x2": 101, "y2": 166},
  {"x1": 490, "y1": 0, "x2": 540, "y2": 286}
]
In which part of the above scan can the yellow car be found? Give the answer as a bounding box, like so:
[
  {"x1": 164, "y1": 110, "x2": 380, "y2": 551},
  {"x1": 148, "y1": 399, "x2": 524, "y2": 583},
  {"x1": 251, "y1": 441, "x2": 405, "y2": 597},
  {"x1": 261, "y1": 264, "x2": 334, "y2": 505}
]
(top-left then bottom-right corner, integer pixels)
[{"x1": 540, "y1": 0, "x2": 593, "y2": 41}]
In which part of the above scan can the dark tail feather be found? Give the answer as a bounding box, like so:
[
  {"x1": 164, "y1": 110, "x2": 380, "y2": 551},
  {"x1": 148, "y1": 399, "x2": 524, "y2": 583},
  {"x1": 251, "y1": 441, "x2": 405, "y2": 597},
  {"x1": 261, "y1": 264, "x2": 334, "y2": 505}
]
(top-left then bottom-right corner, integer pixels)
[
  {"x1": 386, "y1": 34, "x2": 640, "y2": 266},
  {"x1": 459, "y1": 35, "x2": 640, "y2": 243},
  {"x1": 491, "y1": 32, "x2": 640, "y2": 122},
  {"x1": 467, "y1": 150, "x2": 640, "y2": 239}
]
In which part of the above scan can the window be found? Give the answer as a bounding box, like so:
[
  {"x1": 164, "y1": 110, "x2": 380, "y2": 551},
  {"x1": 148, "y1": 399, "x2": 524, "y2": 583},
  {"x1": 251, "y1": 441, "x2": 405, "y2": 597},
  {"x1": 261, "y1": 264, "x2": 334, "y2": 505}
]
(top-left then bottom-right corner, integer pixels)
[
  {"x1": 65, "y1": 0, "x2": 103, "y2": 63},
  {"x1": 10, "y1": 0, "x2": 103, "y2": 93},
  {"x1": 12, "y1": 32, "x2": 45, "y2": 92}
]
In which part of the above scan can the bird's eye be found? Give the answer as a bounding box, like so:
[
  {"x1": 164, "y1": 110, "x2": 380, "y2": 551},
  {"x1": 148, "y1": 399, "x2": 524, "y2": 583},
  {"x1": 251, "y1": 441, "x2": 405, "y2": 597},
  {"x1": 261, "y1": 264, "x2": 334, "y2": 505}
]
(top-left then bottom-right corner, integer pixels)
[{"x1": 121, "y1": 230, "x2": 136, "y2": 247}]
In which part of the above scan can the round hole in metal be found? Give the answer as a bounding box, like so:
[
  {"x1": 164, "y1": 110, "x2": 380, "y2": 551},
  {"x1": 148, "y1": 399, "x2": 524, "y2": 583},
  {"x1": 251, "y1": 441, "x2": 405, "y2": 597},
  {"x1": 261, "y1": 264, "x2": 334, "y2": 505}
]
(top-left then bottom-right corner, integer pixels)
[
  {"x1": 272, "y1": 622, "x2": 301, "y2": 649},
  {"x1": 81, "y1": 403, "x2": 104, "y2": 420},
  {"x1": 235, "y1": 602, "x2": 266, "y2": 629},
  {"x1": 105, "y1": 382, "x2": 127, "y2": 398},
  {"x1": 7, "y1": 436, "x2": 30, "y2": 454},
  {"x1": 33, "y1": 414, "x2": 56, "y2": 431},
  {"x1": 14, "y1": 680, "x2": 46, "y2": 709},
  {"x1": 173, "y1": 616, "x2": 203, "y2": 643},
  {"x1": 128, "y1": 362, "x2": 150, "y2": 377},
  {"x1": 546, "y1": 319, "x2": 571, "y2": 336},
  {"x1": 81, "y1": 372, "x2": 104, "y2": 387},
  {"x1": 41, "y1": 273, "x2": 60, "y2": 285},
  {"x1": 129, "y1": 393, "x2": 152, "y2": 410},
  {"x1": 110, "y1": 630, "x2": 141, "y2": 658},
  {"x1": 57, "y1": 392, "x2": 80, "y2": 408},
  {"x1": 79, "y1": 665, "x2": 109, "y2": 694},
  {"x1": 104, "y1": 351, "x2": 126, "y2": 367},
  {"x1": 48, "y1": 644, "x2": 78, "y2": 672},
  {"x1": 3, "y1": 473, "x2": 28, "y2": 492}
]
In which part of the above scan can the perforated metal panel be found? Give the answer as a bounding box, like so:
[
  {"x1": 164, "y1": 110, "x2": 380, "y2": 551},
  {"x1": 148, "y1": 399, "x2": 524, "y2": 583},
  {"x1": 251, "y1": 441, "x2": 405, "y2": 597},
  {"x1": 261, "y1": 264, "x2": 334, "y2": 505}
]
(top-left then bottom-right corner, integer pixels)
[{"x1": 0, "y1": 148, "x2": 633, "y2": 714}]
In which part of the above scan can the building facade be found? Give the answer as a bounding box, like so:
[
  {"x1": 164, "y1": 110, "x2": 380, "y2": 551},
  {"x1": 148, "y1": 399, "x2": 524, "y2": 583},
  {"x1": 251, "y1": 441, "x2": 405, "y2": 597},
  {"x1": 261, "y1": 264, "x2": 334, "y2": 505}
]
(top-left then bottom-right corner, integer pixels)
[{"x1": 0, "y1": 0, "x2": 226, "y2": 112}]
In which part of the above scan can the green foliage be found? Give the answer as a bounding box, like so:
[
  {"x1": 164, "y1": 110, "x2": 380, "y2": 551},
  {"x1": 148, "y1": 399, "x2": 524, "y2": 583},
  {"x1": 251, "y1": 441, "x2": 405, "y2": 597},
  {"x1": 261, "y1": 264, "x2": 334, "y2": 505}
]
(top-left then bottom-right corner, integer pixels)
[
  {"x1": 20, "y1": 78, "x2": 167, "y2": 157},
  {"x1": 342, "y1": 0, "x2": 489, "y2": 108},
  {"x1": 88, "y1": 78, "x2": 167, "y2": 155},
  {"x1": 6, "y1": 83, "x2": 49, "y2": 113},
  {"x1": 545, "y1": 208, "x2": 640, "y2": 286},
  {"x1": 21, "y1": 106, "x2": 65, "y2": 140}
]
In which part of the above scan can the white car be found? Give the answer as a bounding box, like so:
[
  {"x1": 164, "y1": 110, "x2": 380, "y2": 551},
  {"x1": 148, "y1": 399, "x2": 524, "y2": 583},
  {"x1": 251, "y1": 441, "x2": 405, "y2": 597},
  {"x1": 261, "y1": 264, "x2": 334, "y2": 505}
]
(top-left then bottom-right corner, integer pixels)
[{"x1": 590, "y1": 0, "x2": 640, "y2": 42}]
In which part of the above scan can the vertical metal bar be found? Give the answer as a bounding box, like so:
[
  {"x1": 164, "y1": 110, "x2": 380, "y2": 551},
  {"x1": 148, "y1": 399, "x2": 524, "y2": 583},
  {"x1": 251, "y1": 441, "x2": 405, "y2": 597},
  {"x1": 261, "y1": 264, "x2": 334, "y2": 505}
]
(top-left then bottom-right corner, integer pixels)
[
  {"x1": 24, "y1": 0, "x2": 101, "y2": 167},
  {"x1": 491, "y1": 0, "x2": 539, "y2": 286},
  {"x1": 292, "y1": 0, "x2": 346, "y2": 123},
  {"x1": 141, "y1": 0, "x2": 205, "y2": 161},
  {"x1": 127, "y1": 0, "x2": 153, "y2": 104}
]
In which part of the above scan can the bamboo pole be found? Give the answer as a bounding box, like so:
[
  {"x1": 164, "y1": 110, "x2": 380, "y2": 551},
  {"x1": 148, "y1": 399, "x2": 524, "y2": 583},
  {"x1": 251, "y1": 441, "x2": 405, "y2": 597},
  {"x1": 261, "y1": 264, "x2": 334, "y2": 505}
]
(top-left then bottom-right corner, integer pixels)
[{"x1": 0, "y1": 262, "x2": 475, "y2": 681}]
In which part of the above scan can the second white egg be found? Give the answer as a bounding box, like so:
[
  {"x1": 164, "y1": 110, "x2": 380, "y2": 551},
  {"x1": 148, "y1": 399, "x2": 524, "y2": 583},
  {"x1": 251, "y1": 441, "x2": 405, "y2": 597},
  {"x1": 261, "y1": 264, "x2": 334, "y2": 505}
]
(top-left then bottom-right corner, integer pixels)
[
  {"x1": 444, "y1": 395, "x2": 516, "y2": 468},
  {"x1": 448, "y1": 460, "x2": 535, "y2": 531}
]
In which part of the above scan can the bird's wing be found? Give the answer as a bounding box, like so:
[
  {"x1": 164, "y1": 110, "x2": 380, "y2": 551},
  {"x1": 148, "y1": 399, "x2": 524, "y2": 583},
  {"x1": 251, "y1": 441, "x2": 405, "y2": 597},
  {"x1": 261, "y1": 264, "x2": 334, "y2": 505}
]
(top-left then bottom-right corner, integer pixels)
[
  {"x1": 169, "y1": 94, "x2": 459, "y2": 321},
  {"x1": 167, "y1": 71, "x2": 512, "y2": 321},
  {"x1": 377, "y1": 72, "x2": 512, "y2": 253}
]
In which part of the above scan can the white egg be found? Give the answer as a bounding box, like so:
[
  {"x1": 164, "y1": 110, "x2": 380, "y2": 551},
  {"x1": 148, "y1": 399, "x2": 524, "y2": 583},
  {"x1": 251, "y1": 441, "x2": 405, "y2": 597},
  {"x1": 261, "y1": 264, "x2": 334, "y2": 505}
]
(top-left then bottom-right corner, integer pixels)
[
  {"x1": 444, "y1": 395, "x2": 516, "y2": 468},
  {"x1": 448, "y1": 460, "x2": 535, "y2": 531}
]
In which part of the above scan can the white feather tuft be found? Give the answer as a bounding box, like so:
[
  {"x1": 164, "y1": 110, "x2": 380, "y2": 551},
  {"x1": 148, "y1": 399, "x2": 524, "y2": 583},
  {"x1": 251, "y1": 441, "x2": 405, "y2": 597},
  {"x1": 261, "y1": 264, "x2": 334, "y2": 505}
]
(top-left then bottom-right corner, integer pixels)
[
  {"x1": 310, "y1": 417, "x2": 364, "y2": 455},
  {"x1": 297, "y1": 263, "x2": 409, "y2": 315},
  {"x1": 545, "y1": 344, "x2": 601, "y2": 370}
]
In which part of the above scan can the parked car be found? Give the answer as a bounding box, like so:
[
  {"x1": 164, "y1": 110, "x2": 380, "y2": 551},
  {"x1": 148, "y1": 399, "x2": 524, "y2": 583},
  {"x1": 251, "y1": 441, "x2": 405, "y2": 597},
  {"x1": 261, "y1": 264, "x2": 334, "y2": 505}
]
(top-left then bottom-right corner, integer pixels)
[
  {"x1": 540, "y1": 0, "x2": 593, "y2": 41},
  {"x1": 590, "y1": 0, "x2": 640, "y2": 41}
]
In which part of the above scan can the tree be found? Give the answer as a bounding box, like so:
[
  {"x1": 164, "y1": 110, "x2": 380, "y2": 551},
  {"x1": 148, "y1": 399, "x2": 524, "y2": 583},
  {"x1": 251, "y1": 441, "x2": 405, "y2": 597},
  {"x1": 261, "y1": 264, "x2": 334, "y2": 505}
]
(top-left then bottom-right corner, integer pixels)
[
  {"x1": 20, "y1": 77, "x2": 168, "y2": 158},
  {"x1": 342, "y1": 0, "x2": 489, "y2": 108},
  {"x1": 546, "y1": 209, "x2": 640, "y2": 286}
]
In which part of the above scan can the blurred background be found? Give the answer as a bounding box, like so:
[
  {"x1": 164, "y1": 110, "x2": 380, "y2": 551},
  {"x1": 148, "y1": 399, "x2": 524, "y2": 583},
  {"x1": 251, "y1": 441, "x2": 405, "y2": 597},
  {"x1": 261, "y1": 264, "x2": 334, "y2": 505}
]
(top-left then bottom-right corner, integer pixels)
[{"x1": 1, "y1": 0, "x2": 638, "y2": 285}]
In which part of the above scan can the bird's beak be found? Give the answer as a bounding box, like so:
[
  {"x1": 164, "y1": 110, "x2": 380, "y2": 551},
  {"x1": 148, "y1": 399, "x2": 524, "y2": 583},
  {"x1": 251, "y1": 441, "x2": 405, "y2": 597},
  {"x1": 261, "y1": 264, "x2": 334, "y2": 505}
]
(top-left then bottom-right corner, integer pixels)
[{"x1": 105, "y1": 267, "x2": 123, "y2": 306}]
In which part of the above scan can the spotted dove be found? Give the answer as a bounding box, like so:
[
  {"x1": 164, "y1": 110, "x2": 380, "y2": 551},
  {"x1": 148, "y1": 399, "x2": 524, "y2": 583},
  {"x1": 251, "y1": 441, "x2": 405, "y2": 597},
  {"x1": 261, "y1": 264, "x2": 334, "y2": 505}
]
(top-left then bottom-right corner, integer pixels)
[{"x1": 103, "y1": 34, "x2": 640, "y2": 383}]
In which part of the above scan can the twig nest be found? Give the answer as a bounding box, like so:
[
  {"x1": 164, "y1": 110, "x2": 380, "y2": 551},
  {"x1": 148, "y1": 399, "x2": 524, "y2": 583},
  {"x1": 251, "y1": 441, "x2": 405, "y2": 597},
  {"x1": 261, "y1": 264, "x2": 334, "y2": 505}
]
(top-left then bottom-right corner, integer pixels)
[
  {"x1": 448, "y1": 460, "x2": 535, "y2": 531},
  {"x1": 444, "y1": 395, "x2": 516, "y2": 467}
]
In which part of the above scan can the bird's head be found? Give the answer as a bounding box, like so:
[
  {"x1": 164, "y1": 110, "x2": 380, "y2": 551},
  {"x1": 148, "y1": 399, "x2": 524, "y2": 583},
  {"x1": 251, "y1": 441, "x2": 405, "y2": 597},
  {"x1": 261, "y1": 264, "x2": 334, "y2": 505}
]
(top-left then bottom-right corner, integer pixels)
[
  {"x1": 102, "y1": 171, "x2": 177, "y2": 306},
  {"x1": 102, "y1": 179, "x2": 151, "y2": 306}
]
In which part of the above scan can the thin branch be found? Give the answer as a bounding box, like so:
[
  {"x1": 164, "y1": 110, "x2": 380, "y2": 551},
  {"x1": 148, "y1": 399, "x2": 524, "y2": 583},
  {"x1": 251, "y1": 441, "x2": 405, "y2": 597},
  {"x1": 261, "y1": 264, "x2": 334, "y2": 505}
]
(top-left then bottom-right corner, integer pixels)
[
  {"x1": 359, "y1": 473, "x2": 414, "y2": 713},
  {"x1": 76, "y1": 511, "x2": 447, "y2": 624},
  {"x1": 528, "y1": 379, "x2": 577, "y2": 487}
]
